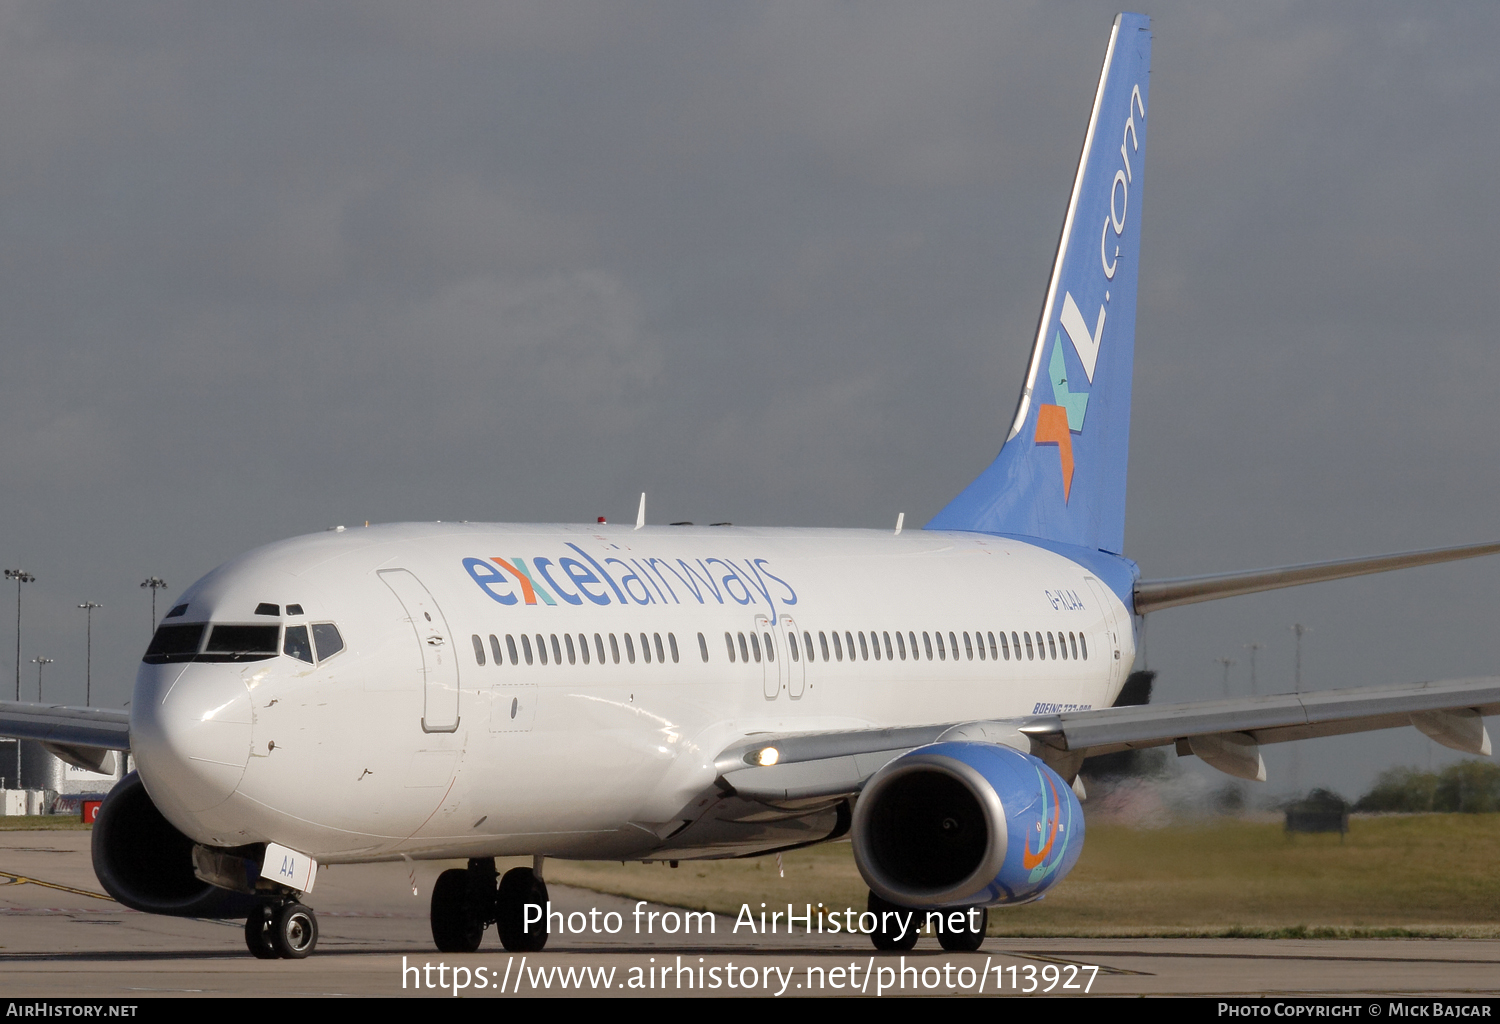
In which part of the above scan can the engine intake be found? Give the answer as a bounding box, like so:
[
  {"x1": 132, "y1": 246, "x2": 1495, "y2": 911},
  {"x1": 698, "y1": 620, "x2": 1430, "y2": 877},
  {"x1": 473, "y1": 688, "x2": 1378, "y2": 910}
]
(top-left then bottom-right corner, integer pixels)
[
  {"x1": 852, "y1": 742, "x2": 1084, "y2": 908},
  {"x1": 91, "y1": 771, "x2": 257, "y2": 918}
]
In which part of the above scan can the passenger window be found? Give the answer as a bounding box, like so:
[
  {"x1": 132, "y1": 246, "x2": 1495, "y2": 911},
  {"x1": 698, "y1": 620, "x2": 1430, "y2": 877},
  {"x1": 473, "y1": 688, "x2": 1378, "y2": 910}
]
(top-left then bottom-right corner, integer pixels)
[
  {"x1": 507, "y1": 634, "x2": 520, "y2": 666},
  {"x1": 832, "y1": 632, "x2": 843, "y2": 661},
  {"x1": 471, "y1": 634, "x2": 486, "y2": 666},
  {"x1": 699, "y1": 632, "x2": 709, "y2": 663},
  {"x1": 1069, "y1": 632, "x2": 1078, "y2": 659},
  {"x1": 1012, "y1": 632, "x2": 1021, "y2": 659},
  {"x1": 762, "y1": 633, "x2": 774, "y2": 662},
  {"x1": 788, "y1": 632, "x2": 799, "y2": 661},
  {"x1": 551, "y1": 634, "x2": 562, "y2": 665},
  {"x1": 1000, "y1": 631, "x2": 1010, "y2": 660},
  {"x1": 738, "y1": 632, "x2": 750, "y2": 663},
  {"x1": 610, "y1": 633, "x2": 620, "y2": 664},
  {"x1": 624, "y1": 633, "x2": 636, "y2": 664},
  {"x1": 1024, "y1": 633, "x2": 1034, "y2": 660},
  {"x1": 844, "y1": 632, "x2": 855, "y2": 661},
  {"x1": 936, "y1": 632, "x2": 946, "y2": 660},
  {"x1": 896, "y1": 631, "x2": 907, "y2": 660},
  {"x1": 669, "y1": 633, "x2": 679, "y2": 664},
  {"x1": 858, "y1": 632, "x2": 869, "y2": 661},
  {"x1": 1080, "y1": 633, "x2": 1088, "y2": 660},
  {"x1": 521, "y1": 634, "x2": 534, "y2": 666},
  {"x1": 284, "y1": 625, "x2": 314, "y2": 664},
  {"x1": 750, "y1": 633, "x2": 762, "y2": 663},
  {"x1": 908, "y1": 632, "x2": 918, "y2": 661},
  {"x1": 725, "y1": 632, "x2": 737, "y2": 663},
  {"x1": 490, "y1": 634, "x2": 503, "y2": 665},
  {"x1": 974, "y1": 631, "x2": 985, "y2": 661},
  {"x1": 804, "y1": 631, "x2": 815, "y2": 662},
  {"x1": 536, "y1": 634, "x2": 549, "y2": 666},
  {"x1": 964, "y1": 632, "x2": 974, "y2": 660},
  {"x1": 311, "y1": 623, "x2": 344, "y2": 662},
  {"x1": 579, "y1": 633, "x2": 590, "y2": 665},
  {"x1": 883, "y1": 631, "x2": 893, "y2": 660},
  {"x1": 640, "y1": 633, "x2": 652, "y2": 664},
  {"x1": 949, "y1": 633, "x2": 959, "y2": 662},
  {"x1": 988, "y1": 631, "x2": 998, "y2": 660},
  {"x1": 1047, "y1": 632, "x2": 1057, "y2": 659},
  {"x1": 654, "y1": 633, "x2": 665, "y2": 663},
  {"x1": 565, "y1": 634, "x2": 577, "y2": 665},
  {"x1": 819, "y1": 632, "x2": 830, "y2": 661},
  {"x1": 870, "y1": 631, "x2": 881, "y2": 661},
  {"x1": 923, "y1": 632, "x2": 933, "y2": 660}
]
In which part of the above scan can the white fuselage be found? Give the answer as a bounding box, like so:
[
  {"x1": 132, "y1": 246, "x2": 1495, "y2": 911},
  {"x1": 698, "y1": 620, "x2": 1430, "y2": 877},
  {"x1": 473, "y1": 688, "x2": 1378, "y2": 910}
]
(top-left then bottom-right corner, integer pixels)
[{"x1": 130, "y1": 522, "x2": 1134, "y2": 864}]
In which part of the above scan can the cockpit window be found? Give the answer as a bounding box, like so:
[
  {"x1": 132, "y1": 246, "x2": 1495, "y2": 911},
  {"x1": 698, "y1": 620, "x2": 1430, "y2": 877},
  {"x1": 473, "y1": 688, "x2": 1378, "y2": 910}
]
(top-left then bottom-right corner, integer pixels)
[
  {"x1": 283, "y1": 625, "x2": 314, "y2": 663},
  {"x1": 311, "y1": 623, "x2": 344, "y2": 662},
  {"x1": 164, "y1": 604, "x2": 189, "y2": 619},
  {"x1": 142, "y1": 623, "x2": 206, "y2": 664},
  {"x1": 199, "y1": 625, "x2": 280, "y2": 663}
]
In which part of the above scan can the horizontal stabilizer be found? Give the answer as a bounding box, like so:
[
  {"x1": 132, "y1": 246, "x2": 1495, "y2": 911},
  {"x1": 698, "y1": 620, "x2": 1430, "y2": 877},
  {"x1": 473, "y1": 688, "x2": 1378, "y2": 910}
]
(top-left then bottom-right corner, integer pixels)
[{"x1": 1133, "y1": 540, "x2": 1500, "y2": 615}]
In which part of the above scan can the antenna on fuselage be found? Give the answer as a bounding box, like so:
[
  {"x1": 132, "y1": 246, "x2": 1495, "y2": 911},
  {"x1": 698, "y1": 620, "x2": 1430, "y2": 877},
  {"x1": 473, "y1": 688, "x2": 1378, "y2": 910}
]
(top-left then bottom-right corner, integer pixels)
[
  {"x1": 635, "y1": 492, "x2": 646, "y2": 530},
  {"x1": 894, "y1": 512, "x2": 905, "y2": 536}
]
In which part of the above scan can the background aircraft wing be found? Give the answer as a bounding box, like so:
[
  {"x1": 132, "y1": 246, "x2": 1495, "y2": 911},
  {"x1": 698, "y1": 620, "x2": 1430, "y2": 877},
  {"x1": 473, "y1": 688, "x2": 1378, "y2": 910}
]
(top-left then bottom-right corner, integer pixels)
[
  {"x1": 0, "y1": 700, "x2": 131, "y2": 774},
  {"x1": 715, "y1": 676, "x2": 1500, "y2": 799}
]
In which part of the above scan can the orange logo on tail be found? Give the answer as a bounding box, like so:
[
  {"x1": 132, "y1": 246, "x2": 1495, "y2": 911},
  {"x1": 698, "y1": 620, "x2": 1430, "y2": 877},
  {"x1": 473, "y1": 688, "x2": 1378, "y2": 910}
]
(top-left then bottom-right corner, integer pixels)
[{"x1": 1034, "y1": 404, "x2": 1075, "y2": 502}]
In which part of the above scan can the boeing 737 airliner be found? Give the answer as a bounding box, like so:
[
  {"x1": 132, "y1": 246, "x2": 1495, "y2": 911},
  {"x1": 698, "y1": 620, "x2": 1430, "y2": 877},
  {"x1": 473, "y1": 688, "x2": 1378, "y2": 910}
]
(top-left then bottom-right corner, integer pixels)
[{"x1": 4, "y1": 13, "x2": 1498, "y2": 960}]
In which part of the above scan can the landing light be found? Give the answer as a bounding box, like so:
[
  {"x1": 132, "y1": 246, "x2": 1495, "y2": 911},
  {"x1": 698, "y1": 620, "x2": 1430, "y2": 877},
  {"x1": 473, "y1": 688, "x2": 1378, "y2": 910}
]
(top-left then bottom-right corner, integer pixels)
[{"x1": 755, "y1": 747, "x2": 779, "y2": 767}]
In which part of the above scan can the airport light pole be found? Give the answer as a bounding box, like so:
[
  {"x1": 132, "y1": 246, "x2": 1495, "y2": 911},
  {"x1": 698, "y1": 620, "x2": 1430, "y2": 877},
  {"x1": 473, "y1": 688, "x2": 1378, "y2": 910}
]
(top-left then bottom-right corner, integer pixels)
[
  {"x1": 78, "y1": 603, "x2": 101, "y2": 706},
  {"x1": 1243, "y1": 641, "x2": 1264, "y2": 695},
  {"x1": 4, "y1": 570, "x2": 36, "y2": 702},
  {"x1": 30, "y1": 656, "x2": 52, "y2": 702},
  {"x1": 1290, "y1": 623, "x2": 1311, "y2": 799},
  {"x1": 1215, "y1": 656, "x2": 1236, "y2": 697},
  {"x1": 140, "y1": 577, "x2": 167, "y2": 634},
  {"x1": 1292, "y1": 623, "x2": 1310, "y2": 693}
]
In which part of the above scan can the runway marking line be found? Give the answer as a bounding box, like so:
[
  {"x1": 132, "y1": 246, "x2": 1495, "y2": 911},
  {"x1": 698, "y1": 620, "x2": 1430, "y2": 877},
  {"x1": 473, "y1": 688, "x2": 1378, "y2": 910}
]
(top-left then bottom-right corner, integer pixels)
[
  {"x1": 1051, "y1": 948, "x2": 1500, "y2": 966},
  {"x1": 999, "y1": 950, "x2": 1152, "y2": 977},
  {"x1": 0, "y1": 869, "x2": 114, "y2": 901}
]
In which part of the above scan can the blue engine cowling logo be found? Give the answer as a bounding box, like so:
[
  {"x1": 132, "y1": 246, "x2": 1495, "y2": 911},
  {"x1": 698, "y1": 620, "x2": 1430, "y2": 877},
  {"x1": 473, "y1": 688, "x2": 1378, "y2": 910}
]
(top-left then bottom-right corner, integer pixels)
[{"x1": 850, "y1": 741, "x2": 1085, "y2": 908}]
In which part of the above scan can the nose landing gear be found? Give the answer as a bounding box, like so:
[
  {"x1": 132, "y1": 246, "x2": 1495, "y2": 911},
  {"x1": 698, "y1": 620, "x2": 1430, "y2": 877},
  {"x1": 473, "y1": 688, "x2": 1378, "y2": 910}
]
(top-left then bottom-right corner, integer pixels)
[{"x1": 245, "y1": 900, "x2": 319, "y2": 959}]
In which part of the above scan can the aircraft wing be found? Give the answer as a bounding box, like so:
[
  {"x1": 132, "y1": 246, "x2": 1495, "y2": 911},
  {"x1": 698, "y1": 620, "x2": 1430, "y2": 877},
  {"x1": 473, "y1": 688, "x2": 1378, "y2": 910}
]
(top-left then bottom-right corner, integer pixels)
[
  {"x1": 715, "y1": 676, "x2": 1500, "y2": 799},
  {"x1": 0, "y1": 700, "x2": 131, "y2": 774}
]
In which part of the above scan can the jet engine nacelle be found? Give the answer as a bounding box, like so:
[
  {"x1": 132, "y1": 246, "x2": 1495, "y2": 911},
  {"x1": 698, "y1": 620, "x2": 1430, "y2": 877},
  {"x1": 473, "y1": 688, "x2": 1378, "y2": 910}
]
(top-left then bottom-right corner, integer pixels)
[
  {"x1": 851, "y1": 741, "x2": 1084, "y2": 908},
  {"x1": 91, "y1": 771, "x2": 257, "y2": 918}
]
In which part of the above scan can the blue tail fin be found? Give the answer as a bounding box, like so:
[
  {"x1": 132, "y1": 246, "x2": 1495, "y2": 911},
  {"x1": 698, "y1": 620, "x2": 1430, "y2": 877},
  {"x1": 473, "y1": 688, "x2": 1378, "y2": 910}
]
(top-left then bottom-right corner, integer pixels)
[{"x1": 927, "y1": 14, "x2": 1150, "y2": 556}]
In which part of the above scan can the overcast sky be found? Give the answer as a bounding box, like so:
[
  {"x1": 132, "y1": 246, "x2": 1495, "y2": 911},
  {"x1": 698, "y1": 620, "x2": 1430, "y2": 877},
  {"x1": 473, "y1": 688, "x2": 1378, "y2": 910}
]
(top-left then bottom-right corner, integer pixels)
[{"x1": 0, "y1": 2, "x2": 1496, "y2": 800}]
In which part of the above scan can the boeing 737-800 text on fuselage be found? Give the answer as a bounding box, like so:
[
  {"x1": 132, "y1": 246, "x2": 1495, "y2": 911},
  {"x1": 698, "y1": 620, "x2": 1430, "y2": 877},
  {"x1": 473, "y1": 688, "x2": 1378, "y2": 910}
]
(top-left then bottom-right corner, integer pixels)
[{"x1": 4, "y1": 13, "x2": 1498, "y2": 960}]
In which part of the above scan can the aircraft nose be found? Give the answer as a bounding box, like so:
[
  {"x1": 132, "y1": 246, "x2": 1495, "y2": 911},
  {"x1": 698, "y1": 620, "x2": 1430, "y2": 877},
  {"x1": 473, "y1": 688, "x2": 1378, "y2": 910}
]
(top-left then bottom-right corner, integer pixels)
[{"x1": 131, "y1": 663, "x2": 253, "y2": 815}]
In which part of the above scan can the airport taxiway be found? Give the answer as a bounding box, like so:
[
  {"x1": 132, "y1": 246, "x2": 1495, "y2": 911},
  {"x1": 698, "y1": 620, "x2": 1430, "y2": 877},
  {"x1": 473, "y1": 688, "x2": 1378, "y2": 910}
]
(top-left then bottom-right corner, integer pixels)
[{"x1": 1, "y1": 830, "x2": 1497, "y2": 997}]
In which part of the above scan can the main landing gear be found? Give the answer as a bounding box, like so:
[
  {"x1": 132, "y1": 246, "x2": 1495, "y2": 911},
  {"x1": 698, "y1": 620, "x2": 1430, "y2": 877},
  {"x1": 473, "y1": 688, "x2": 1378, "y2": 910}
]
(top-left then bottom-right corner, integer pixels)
[
  {"x1": 866, "y1": 889, "x2": 989, "y2": 953},
  {"x1": 430, "y1": 856, "x2": 550, "y2": 953},
  {"x1": 245, "y1": 900, "x2": 319, "y2": 959}
]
